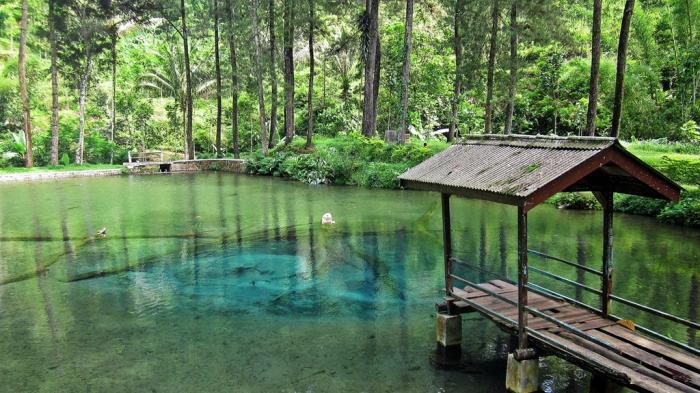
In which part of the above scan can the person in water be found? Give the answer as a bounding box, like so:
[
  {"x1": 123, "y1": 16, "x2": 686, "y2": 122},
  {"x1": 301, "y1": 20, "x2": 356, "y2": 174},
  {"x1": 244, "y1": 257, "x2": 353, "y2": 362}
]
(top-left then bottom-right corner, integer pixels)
[{"x1": 321, "y1": 213, "x2": 335, "y2": 225}]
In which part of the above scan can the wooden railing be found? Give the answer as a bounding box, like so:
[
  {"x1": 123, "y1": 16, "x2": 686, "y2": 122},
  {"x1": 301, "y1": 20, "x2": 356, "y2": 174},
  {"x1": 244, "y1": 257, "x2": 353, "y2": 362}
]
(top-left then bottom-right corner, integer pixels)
[{"x1": 127, "y1": 150, "x2": 164, "y2": 163}]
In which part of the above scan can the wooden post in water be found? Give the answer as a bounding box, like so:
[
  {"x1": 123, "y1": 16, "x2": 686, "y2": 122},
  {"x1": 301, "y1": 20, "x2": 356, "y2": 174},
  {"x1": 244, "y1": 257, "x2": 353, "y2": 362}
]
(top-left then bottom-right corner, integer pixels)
[
  {"x1": 441, "y1": 193, "x2": 453, "y2": 296},
  {"x1": 601, "y1": 191, "x2": 614, "y2": 317},
  {"x1": 517, "y1": 205, "x2": 528, "y2": 349}
]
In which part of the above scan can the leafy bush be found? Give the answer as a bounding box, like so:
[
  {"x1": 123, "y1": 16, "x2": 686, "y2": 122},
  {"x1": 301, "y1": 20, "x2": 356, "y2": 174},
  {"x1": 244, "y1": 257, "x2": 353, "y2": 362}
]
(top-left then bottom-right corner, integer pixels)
[
  {"x1": 614, "y1": 195, "x2": 668, "y2": 216},
  {"x1": 659, "y1": 156, "x2": 700, "y2": 186},
  {"x1": 60, "y1": 153, "x2": 71, "y2": 166},
  {"x1": 352, "y1": 162, "x2": 409, "y2": 189},
  {"x1": 551, "y1": 193, "x2": 601, "y2": 210},
  {"x1": 246, "y1": 135, "x2": 443, "y2": 189},
  {"x1": 658, "y1": 191, "x2": 700, "y2": 227}
]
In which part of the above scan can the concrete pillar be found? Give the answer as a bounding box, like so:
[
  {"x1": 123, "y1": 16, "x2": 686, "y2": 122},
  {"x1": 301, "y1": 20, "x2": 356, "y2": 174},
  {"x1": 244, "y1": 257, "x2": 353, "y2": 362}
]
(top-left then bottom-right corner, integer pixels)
[
  {"x1": 434, "y1": 313, "x2": 461, "y2": 367},
  {"x1": 506, "y1": 353, "x2": 539, "y2": 393}
]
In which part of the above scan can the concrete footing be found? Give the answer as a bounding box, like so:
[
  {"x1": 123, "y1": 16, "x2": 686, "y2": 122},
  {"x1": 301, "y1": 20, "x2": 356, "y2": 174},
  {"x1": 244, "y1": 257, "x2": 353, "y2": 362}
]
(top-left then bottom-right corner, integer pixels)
[
  {"x1": 434, "y1": 313, "x2": 462, "y2": 367},
  {"x1": 506, "y1": 353, "x2": 539, "y2": 393},
  {"x1": 436, "y1": 313, "x2": 462, "y2": 347}
]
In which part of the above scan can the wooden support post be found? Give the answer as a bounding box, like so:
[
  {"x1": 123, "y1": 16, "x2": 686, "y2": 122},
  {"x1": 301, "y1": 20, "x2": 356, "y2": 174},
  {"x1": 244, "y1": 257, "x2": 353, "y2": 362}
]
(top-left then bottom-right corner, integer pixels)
[
  {"x1": 441, "y1": 193, "x2": 453, "y2": 297},
  {"x1": 601, "y1": 191, "x2": 614, "y2": 317},
  {"x1": 517, "y1": 205, "x2": 528, "y2": 349}
]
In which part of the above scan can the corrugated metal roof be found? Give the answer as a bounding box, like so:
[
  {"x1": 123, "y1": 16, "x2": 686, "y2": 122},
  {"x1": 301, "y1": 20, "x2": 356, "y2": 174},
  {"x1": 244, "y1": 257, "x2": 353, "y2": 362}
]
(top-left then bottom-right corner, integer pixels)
[{"x1": 398, "y1": 134, "x2": 616, "y2": 200}]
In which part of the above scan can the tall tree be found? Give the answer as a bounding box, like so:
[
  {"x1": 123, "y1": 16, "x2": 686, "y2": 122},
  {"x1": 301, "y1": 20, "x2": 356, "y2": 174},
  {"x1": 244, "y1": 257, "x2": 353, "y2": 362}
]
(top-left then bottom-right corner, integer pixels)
[
  {"x1": 227, "y1": 0, "x2": 239, "y2": 158},
  {"x1": 283, "y1": 0, "x2": 295, "y2": 144},
  {"x1": 484, "y1": 0, "x2": 499, "y2": 134},
  {"x1": 253, "y1": 0, "x2": 269, "y2": 154},
  {"x1": 504, "y1": 0, "x2": 517, "y2": 135},
  {"x1": 214, "y1": 0, "x2": 223, "y2": 157},
  {"x1": 49, "y1": 0, "x2": 59, "y2": 166},
  {"x1": 269, "y1": 0, "x2": 279, "y2": 148},
  {"x1": 361, "y1": 0, "x2": 379, "y2": 137},
  {"x1": 611, "y1": 0, "x2": 636, "y2": 138},
  {"x1": 448, "y1": 0, "x2": 464, "y2": 142},
  {"x1": 306, "y1": 0, "x2": 315, "y2": 149},
  {"x1": 18, "y1": 0, "x2": 32, "y2": 168},
  {"x1": 76, "y1": 51, "x2": 92, "y2": 165},
  {"x1": 109, "y1": 3, "x2": 117, "y2": 164},
  {"x1": 398, "y1": 0, "x2": 414, "y2": 144},
  {"x1": 180, "y1": 0, "x2": 195, "y2": 159},
  {"x1": 585, "y1": 0, "x2": 602, "y2": 136},
  {"x1": 60, "y1": 1, "x2": 110, "y2": 165}
]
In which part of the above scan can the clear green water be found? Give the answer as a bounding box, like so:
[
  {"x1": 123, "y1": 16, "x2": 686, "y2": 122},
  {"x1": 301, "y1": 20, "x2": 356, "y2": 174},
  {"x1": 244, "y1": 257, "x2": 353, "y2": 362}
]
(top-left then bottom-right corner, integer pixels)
[{"x1": 0, "y1": 173, "x2": 697, "y2": 392}]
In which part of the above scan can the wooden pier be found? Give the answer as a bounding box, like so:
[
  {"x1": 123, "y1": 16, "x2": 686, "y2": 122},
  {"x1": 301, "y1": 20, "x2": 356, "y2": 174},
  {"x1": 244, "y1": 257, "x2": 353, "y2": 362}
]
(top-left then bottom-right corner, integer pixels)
[
  {"x1": 443, "y1": 279, "x2": 699, "y2": 393},
  {"x1": 399, "y1": 135, "x2": 698, "y2": 393}
]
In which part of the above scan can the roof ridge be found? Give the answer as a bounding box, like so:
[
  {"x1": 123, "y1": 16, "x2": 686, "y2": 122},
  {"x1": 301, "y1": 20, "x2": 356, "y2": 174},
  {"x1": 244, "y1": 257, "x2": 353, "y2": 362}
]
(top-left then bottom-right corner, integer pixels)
[{"x1": 457, "y1": 134, "x2": 617, "y2": 150}]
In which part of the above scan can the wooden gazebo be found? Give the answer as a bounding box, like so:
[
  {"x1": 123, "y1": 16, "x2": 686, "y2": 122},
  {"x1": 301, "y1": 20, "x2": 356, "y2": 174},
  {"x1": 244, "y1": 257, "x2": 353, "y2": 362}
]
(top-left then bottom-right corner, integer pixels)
[{"x1": 399, "y1": 135, "x2": 699, "y2": 393}]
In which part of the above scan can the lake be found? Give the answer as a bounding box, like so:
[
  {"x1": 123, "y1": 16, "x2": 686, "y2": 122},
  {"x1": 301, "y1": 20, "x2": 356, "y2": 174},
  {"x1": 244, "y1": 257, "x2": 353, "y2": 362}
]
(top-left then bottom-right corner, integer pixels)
[{"x1": 0, "y1": 173, "x2": 697, "y2": 392}]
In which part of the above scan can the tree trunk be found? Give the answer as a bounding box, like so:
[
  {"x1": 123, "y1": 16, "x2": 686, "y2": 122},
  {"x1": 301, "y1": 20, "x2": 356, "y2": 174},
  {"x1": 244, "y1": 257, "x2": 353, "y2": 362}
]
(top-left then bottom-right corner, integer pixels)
[
  {"x1": 50, "y1": 0, "x2": 59, "y2": 166},
  {"x1": 110, "y1": 25, "x2": 117, "y2": 164},
  {"x1": 306, "y1": 0, "x2": 315, "y2": 149},
  {"x1": 361, "y1": 0, "x2": 379, "y2": 137},
  {"x1": 214, "y1": 0, "x2": 222, "y2": 157},
  {"x1": 484, "y1": 0, "x2": 499, "y2": 135},
  {"x1": 448, "y1": 0, "x2": 464, "y2": 142},
  {"x1": 19, "y1": 0, "x2": 32, "y2": 168},
  {"x1": 268, "y1": 0, "x2": 278, "y2": 148},
  {"x1": 181, "y1": 0, "x2": 195, "y2": 159},
  {"x1": 398, "y1": 0, "x2": 414, "y2": 144},
  {"x1": 252, "y1": 0, "x2": 269, "y2": 154},
  {"x1": 372, "y1": 39, "x2": 380, "y2": 136},
  {"x1": 611, "y1": 0, "x2": 635, "y2": 139},
  {"x1": 585, "y1": 0, "x2": 602, "y2": 136},
  {"x1": 77, "y1": 53, "x2": 93, "y2": 165},
  {"x1": 504, "y1": 0, "x2": 517, "y2": 135},
  {"x1": 227, "y1": 0, "x2": 239, "y2": 158},
  {"x1": 283, "y1": 0, "x2": 295, "y2": 144}
]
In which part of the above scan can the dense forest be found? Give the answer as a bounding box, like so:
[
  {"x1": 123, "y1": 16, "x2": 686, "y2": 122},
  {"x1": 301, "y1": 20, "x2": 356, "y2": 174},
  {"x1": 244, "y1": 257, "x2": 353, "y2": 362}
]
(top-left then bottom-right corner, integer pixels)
[{"x1": 0, "y1": 0, "x2": 698, "y2": 167}]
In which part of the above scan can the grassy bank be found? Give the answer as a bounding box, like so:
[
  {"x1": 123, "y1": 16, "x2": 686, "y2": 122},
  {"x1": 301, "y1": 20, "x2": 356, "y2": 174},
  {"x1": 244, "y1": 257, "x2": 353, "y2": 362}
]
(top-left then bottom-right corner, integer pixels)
[
  {"x1": 551, "y1": 140, "x2": 700, "y2": 227},
  {"x1": 248, "y1": 136, "x2": 700, "y2": 227},
  {"x1": 246, "y1": 133, "x2": 447, "y2": 188},
  {"x1": 0, "y1": 164, "x2": 124, "y2": 174}
]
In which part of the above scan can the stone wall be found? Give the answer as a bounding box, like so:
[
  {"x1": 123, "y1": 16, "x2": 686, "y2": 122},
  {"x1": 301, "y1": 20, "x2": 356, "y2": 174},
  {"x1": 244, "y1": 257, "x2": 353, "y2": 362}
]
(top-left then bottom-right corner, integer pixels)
[
  {"x1": 124, "y1": 159, "x2": 247, "y2": 175},
  {"x1": 0, "y1": 169, "x2": 124, "y2": 183}
]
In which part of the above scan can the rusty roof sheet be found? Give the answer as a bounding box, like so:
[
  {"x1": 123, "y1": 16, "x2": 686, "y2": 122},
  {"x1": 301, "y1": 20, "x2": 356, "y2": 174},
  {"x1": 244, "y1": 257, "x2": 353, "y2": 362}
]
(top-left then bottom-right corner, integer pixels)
[{"x1": 399, "y1": 135, "x2": 616, "y2": 199}]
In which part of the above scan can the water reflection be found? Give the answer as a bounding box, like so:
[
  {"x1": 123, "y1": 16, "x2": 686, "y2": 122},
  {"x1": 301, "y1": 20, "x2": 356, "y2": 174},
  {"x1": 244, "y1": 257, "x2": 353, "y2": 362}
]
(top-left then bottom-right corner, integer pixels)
[{"x1": 0, "y1": 173, "x2": 698, "y2": 392}]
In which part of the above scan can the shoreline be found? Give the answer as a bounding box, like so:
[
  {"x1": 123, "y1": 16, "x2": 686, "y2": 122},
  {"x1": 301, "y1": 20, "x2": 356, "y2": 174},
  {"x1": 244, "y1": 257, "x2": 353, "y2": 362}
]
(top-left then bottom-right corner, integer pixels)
[{"x1": 0, "y1": 168, "x2": 124, "y2": 183}]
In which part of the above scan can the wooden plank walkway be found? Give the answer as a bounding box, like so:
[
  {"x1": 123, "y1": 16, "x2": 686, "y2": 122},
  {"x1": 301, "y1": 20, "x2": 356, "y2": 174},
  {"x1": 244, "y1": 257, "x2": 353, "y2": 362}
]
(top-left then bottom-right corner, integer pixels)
[{"x1": 450, "y1": 280, "x2": 700, "y2": 393}]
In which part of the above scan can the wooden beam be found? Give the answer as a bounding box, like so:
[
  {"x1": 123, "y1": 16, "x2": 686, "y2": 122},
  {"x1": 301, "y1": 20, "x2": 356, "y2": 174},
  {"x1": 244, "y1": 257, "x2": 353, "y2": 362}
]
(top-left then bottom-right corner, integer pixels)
[
  {"x1": 517, "y1": 205, "x2": 529, "y2": 349},
  {"x1": 600, "y1": 191, "x2": 614, "y2": 317},
  {"x1": 441, "y1": 193, "x2": 453, "y2": 297},
  {"x1": 400, "y1": 179, "x2": 524, "y2": 207}
]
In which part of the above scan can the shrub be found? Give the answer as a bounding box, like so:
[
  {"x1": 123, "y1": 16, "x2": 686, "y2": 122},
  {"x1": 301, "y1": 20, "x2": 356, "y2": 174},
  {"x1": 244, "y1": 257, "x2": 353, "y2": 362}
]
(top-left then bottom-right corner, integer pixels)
[
  {"x1": 614, "y1": 195, "x2": 668, "y2": 216},
  {"x1": 658, "y1": 191, "x2": 700, "y2": 227},
  {"x1": 352, "y1": 162, "x2": 409, "y2": 189},
  {"x1": 659, "y1": 156, "x2": 700, "y2": 186},
  {"x1": 551, "y1": 193, "x2": 601, "y2": 210},
  {"x1": 60, "y1": 153, "x2": 71, "y2": 166}
]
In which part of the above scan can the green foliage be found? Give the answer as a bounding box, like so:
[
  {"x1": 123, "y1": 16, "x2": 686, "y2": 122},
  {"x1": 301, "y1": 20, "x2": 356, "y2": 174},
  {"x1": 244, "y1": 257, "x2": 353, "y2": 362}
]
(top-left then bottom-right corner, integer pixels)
[
  {"x1": 659, "y1": 156, "x2": 700, "y2": 186},
  {"x1": 351, "y1": 162, "x2": 408, "y2": 189},
  {"x1": 247, "y1": 134, "x2": 446, "y2": 189},
  {"x1": 658, "y1": 191, "x2": 700, "y2": 227},
  {"x1": 60, "y1": 153, "x2": 70, "y2": 166},
  {"x1": 550, "y1": 193, "x2": 601, "y2": 210},
  {"x1": 614, "y1": 195, "x2": 668, "y2": 216}
]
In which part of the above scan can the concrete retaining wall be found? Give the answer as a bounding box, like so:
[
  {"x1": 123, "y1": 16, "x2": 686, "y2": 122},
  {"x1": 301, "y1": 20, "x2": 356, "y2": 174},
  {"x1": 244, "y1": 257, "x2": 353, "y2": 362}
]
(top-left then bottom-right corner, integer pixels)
[
  {"x1": 124, "y1": 159, "x2": 247, "y2": 174},
  {"x1": 0, "y1": 169, "x2": 123, "y2": 183}
]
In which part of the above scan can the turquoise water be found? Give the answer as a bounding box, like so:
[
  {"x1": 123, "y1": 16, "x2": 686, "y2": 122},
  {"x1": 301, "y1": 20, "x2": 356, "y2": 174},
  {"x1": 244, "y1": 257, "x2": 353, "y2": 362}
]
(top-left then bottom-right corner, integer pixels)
[{"x1": 0, "y1": 173, "x2": 697, "y2": 392}]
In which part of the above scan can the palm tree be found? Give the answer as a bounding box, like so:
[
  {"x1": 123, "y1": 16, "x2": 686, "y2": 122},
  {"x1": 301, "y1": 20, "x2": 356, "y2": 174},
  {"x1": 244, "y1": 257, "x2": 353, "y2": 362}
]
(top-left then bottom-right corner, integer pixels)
[{"x1": 139, "y1": 41, "x2": 215, "y2": 154}]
